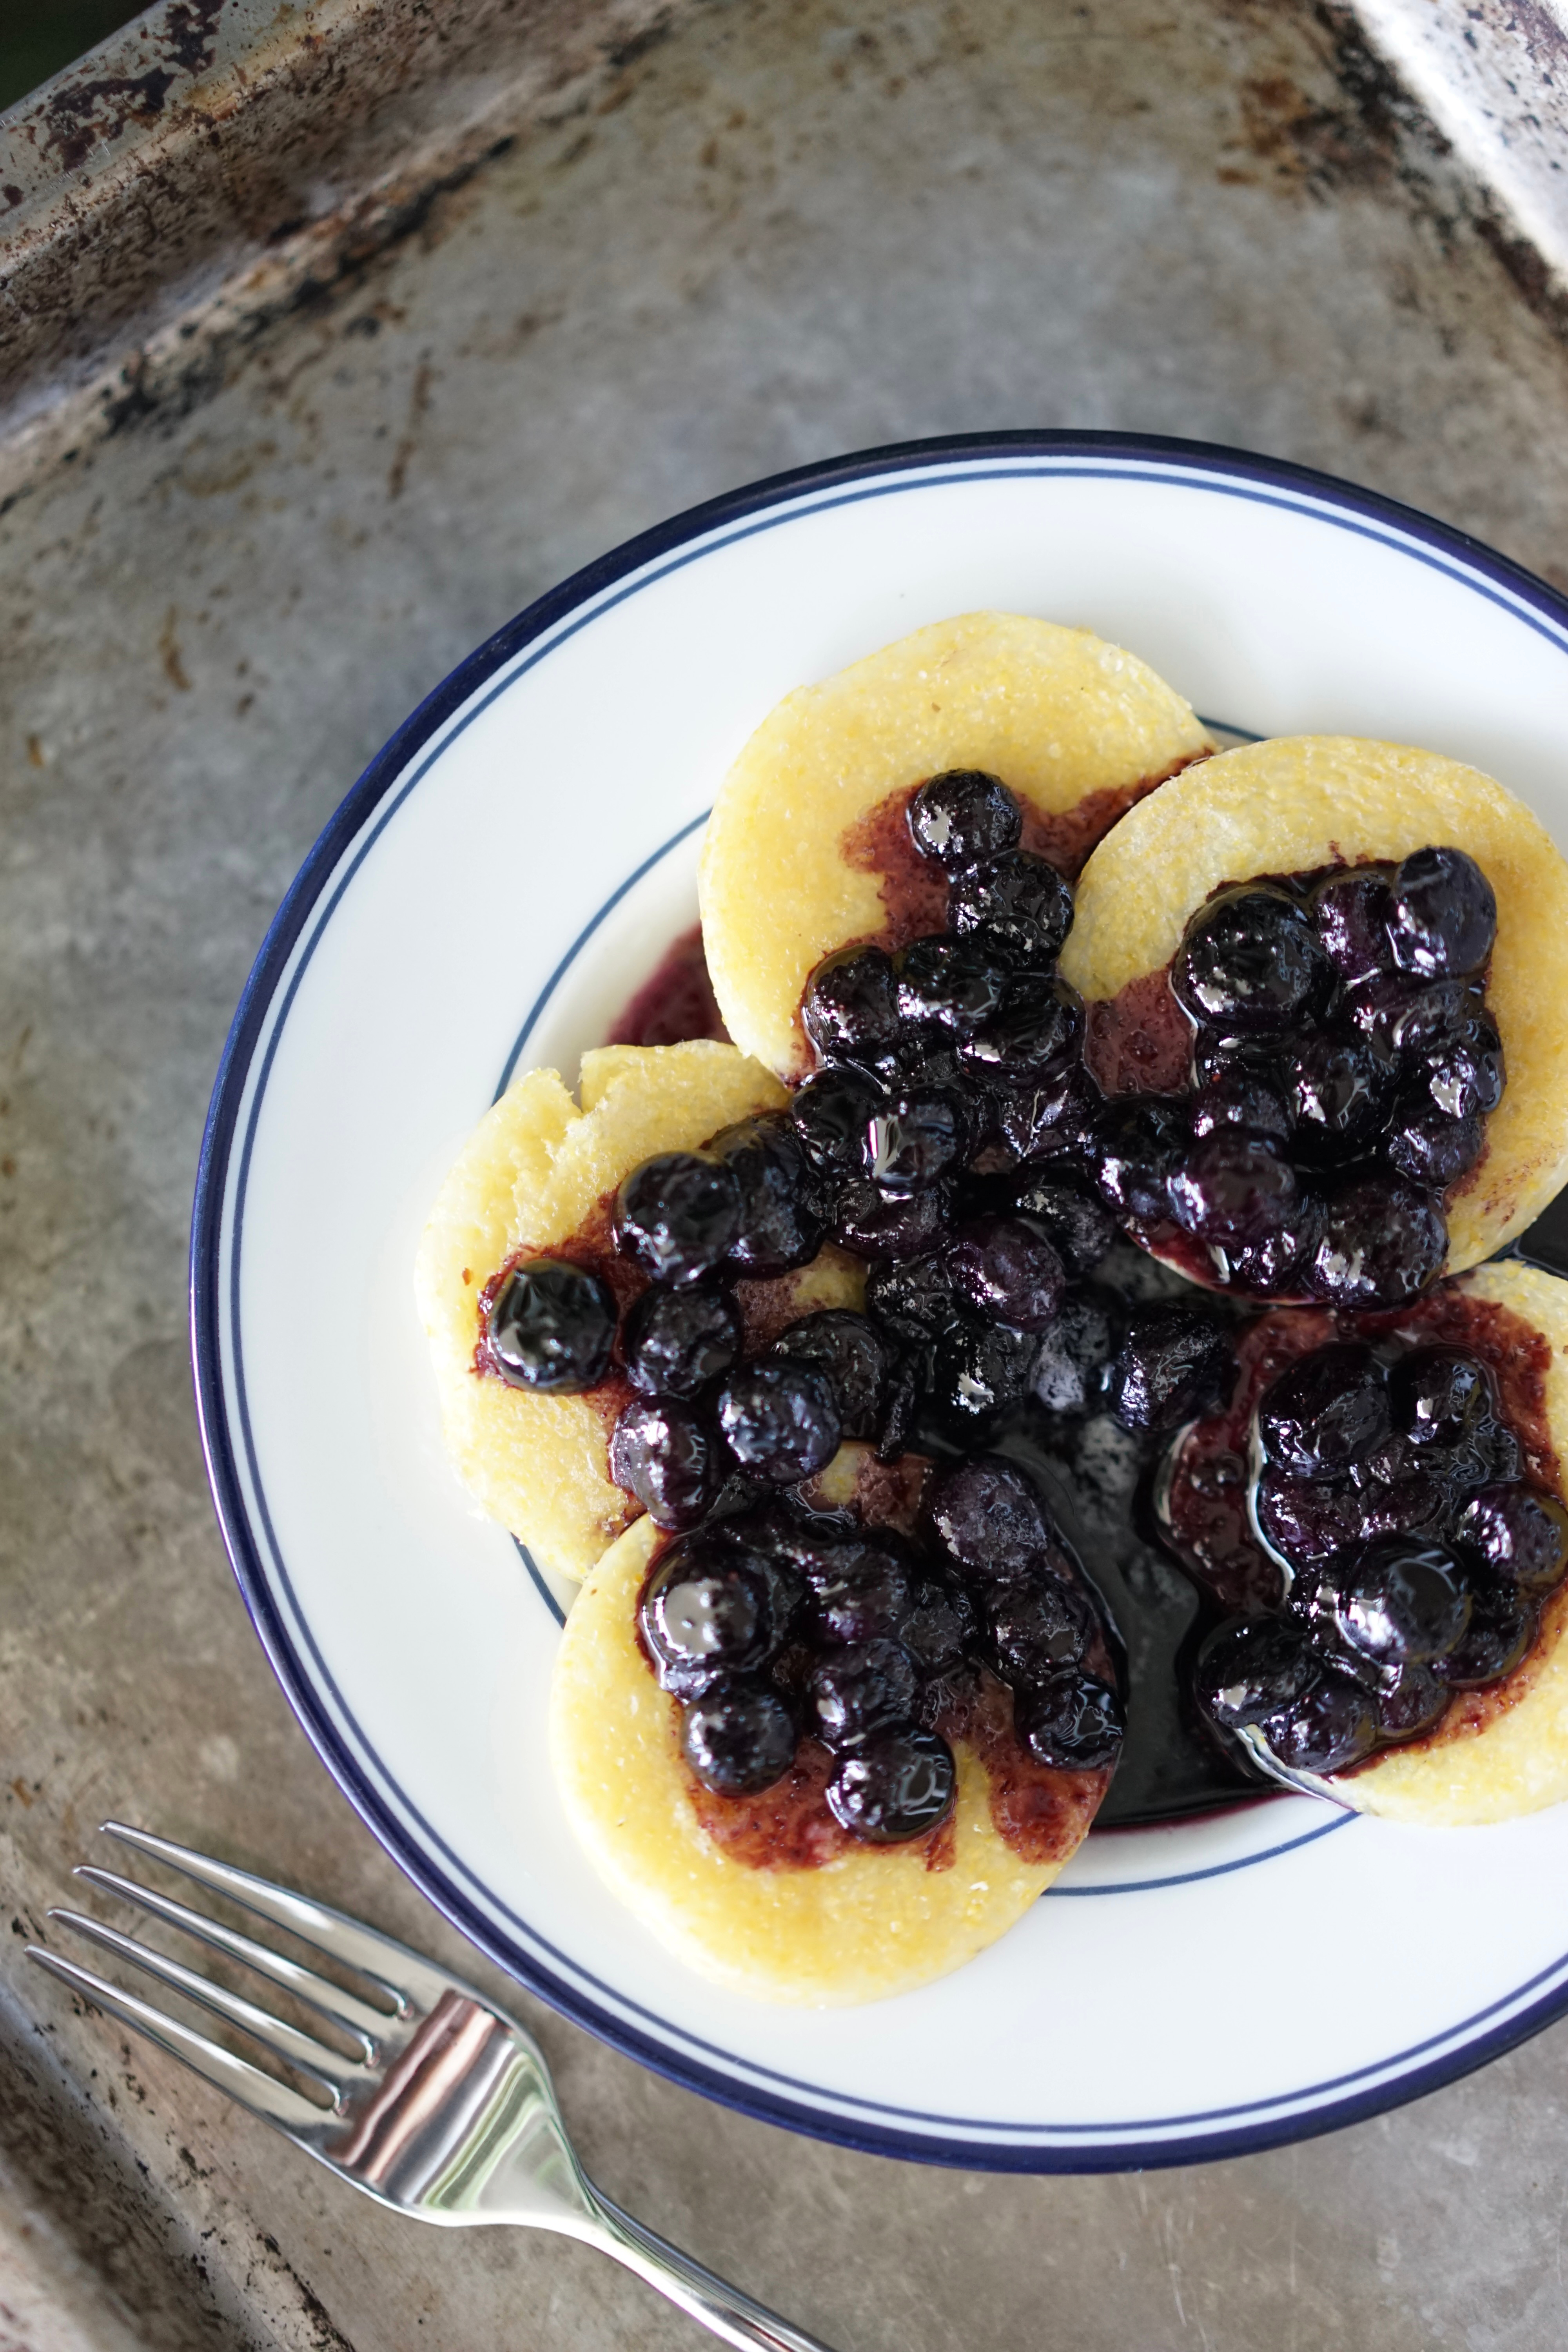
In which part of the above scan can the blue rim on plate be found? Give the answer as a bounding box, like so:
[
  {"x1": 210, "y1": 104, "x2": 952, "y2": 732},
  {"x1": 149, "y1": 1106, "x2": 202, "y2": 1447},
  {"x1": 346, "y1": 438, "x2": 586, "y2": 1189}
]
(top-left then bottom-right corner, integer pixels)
[{"x1": 190, "y1": 429, "x2": 1568, "y2": 2171}]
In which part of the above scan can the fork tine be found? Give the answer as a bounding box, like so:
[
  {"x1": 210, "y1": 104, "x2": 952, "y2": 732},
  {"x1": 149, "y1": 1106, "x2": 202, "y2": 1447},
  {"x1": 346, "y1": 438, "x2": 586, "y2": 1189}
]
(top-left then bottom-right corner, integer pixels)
[
  {"x1": 98, "y1": 1823, "x2": 456, "y2": 2013},
  {"x1": 50, "y1": 1907, "x2": 356, "y2": 2098},
  {"x1": 76, "y1": 1867, "x2": 389, "y2": 2044},
  {"x1": 27, "y1": 1947, "x2": 328, "y2": 2134}
]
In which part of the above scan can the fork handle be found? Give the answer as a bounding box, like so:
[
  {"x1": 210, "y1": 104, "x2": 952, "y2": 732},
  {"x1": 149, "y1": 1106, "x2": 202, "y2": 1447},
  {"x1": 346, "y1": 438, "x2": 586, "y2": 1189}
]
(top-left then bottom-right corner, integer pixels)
[{"x1": 586, "y1": 2188, "x2": 842, "y2": 2352}]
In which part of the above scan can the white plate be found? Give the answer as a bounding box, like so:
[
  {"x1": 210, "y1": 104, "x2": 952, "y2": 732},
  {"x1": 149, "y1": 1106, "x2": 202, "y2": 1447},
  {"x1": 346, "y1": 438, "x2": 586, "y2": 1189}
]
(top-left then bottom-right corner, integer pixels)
[{"x1": 193, "y1": 434, "x2": 1568, "y2": 2171}]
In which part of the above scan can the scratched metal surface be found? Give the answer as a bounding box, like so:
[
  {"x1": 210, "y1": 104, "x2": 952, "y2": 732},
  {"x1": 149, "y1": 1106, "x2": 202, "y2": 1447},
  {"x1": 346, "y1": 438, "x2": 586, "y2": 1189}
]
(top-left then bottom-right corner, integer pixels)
[{"x1": 7, "y1": 2, "x2": 1568, "y2": 2346}]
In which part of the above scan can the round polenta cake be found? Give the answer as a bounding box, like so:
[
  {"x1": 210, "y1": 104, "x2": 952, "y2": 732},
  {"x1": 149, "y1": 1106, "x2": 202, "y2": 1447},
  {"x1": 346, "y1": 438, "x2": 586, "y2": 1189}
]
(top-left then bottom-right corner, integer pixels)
[
  {"x1": 1062, "y1": 735, "x2": 1568, "y2": 1279},
  {"x1": 1316, "y1": 1261, "x2": 1568, "y2": 1828},
  {"x1": 414, "y1": 1040, "x2": 861, "y2": 1578},
  {"x1": 549, "y1": 1510, "x2": 1105, "y2": 2004},
  {"x1": 700, "y1": 611, "x2": 1212, "y2": 1080}
]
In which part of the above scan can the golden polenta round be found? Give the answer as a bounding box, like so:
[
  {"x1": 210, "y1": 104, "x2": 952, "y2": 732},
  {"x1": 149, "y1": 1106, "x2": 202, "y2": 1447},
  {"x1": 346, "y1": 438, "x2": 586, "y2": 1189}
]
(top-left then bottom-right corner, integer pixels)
[
  {"x1": 548, "y1": 1513, "x2": 1100, "y2": 2004},
  {"x1": 699, "y1": 611, "x2": 1212, "y2": 1080},
  {"x1": 414, "y1": 1040, "x2": 862, "y2": 1579},
  {"x1": 1321, "y1": 1261, "x2": 1568, "y2": 1828},
  {"x1": 1062, "y1": 735, "x2": 1568, "y2": 1277}
]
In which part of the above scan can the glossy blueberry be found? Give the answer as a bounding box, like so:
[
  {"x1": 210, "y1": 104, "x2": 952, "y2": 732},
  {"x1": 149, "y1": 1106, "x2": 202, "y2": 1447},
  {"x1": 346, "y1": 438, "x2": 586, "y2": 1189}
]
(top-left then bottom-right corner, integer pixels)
[
  {"x1": 1007, "y1": 1171, "x2": 1118, "y2": 1275},
  {"x1": 927, "y1": 1318, "x2": 1042, "y2": 1438},
  {"x1": 487, "y1": 1258, "x2": 616, "y2": 1391},
  {"x1": 828, "y1": 1176, "x2": 955, "y2": 1260},
  {"x1": 987, "y1": 1574, "x2": 1094, "y2": 1683},
  {"x1": 960, "y1": 973, "x2": 1083, "y2": 1081},
  {"x1": 1286, "y1": 1031, "x2": 1397, "y2": 1159},
  {"x1": 622, "y1": 1284, "x2": 741, "y2": 1399},
  {"x1": 1386, "y1": 1102, "x2": 1485, "y2": 1188},
  {"x1": 1339, "y1": 973, "x2": 1476, "y2": 1056},
  {"x1": 1107, "y1": 1304, "x2": 1232, "y2": 1432},
  {"x1": 996, "y1": 1065, "x2": 1103, "y2": 1165},
  {"x1": 1190, "y1": 1069, "x2": 1293, "y2": 1143},
  {"x1": 791, "y1": 1064, "x2": 883, "y2": 1178},
  {"x1": 802, "y1": 1540, "x2": 916, "y2": 1646},
  {"x1": 1167, "y1": 1132, "x2": 1304, "y2": 1249},
  {"x1": 1013, "y1": 1671, "x2": 1124, "y2": 1769},
  {"x1": 1390, "y1": 1348, "x2": 1493, "y2": 1450},
  {"x1": 1352, "y1": 1471, "x2": 1452, "y2": 1546},
  {"x1": 1192, "y1": 1615, "x2": 1318, "y2": 1728},
  {"x1": 1386, "y1": 846, "x2": 1497, "y2": 979},
  {"x1": 867, "y1": 1090, "x2": 968, "y2": 1194},
  {"x1": 609, "y1": 1396, "x2": 717, "y2": 1528},
  {"x1": 1261, "y1": 1672, "x2": 1378, "y2": 1774},
  {"x1": 1374, "y1": 1663, "x2": 1450, "y2": 1740},
  {"x1": 907, "y1": 769, "x2": 1023, "y2": 869},
  {"x1": 1312, "y1": 869, "x2": 1395, "y2": 982},
  {"x1": 899, "y1": 1580, "x2": 977, "y2": 1676},
  {"x1": 769, "y1": 1310, "x2": 891, "y2": 1441},
  {"x1": 863, "y1": 1250, "x2": 956, "y2": 1343},
  {"x1": 1171, "y1": 888, "x2": 1328, "y2": 1034},
  {"x1": 947, "y1": 851, "x2": 1074, "y2": 963},
  {"x1": 1258, "y1": 1343, "x2": 1391, "y2": 1479},
  {"x1": 928, "y1": 1455, "x2": 1060, "y2": 1582},
  {"x1": 825, "y1": 1728, "x2": 957, "y2": 1840},
  {"x1": 1308, "y1": 1174, "x2": 1446, "y2": 1309},
  {"x1": 640, "y1": 1545, "x2": 776, "y2": 1691},
  {"x1": 800, "y1": 943, "x2": 902, "y2": 1062},
  {"x1": 1456, "y1": 1483, "x2": 1568, "y2": 1593},
  {"x1": 679, "y1": 1679, "x2": 797, "y2": 1794},
  {"x1": 709, "y1": 1113, "x2": 823, "y2": 1277},
  {"x1": 1224, "y1": 1196, "x2": 1324, "y2": 1298},
  {"x1": 1090, "y1": 1094, "x2": 1187, "y2": 1225},
  {"x1": 1255, "y1": 1470, "x2": 1364, "y2": 1566},
  {"x1": 614, "y1": 1151, "x2": 742, "y2": 1286},
  {"x1": 1436, "y1": 1580, "x2": 1537, "y2": 1686},
  {"x1": 1421, "y1": 1020, "x2": 1505, "y2": 1120},
  {"x1": 715, "y1": 1359, "x2": 842, "y2": 1485},
  {"x1": 946, "y1": 1213, "x2": 1065, "y2": 1331},
  {"x1": 808, "y1": 1638, "x2": 919, "y2": 1749},
  {"x1": 894, "y1": 935, "x2": 1011, "y2": 1035},
  {"x1": 1331, "y1": 1537, "x2": 1472, "y2": 1666},
  {"x1": 1031, "y1": 1285, "x2": 1118, "y2": 1416}
]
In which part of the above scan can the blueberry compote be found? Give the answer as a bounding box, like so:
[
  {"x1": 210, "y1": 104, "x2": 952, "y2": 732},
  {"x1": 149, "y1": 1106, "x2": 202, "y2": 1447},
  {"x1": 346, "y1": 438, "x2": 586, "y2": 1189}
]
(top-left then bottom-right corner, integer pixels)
[
  {"x1": 1082, "y1": 849, "x2": 1503, "y2": 1307},
  {"x1": 637, "y1": 1451, "x2": 1123, "y2": 1861},
  {"x1": 1161, "y1": 1293, "x2": 1567, "y2": 1778}
]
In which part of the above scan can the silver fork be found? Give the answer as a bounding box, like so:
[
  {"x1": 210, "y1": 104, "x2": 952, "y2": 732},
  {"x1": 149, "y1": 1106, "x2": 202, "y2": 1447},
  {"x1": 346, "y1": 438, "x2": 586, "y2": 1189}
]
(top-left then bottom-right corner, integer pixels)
[{"x1": 28, "y1": 1823, "x2": 838, "y2": 2352}]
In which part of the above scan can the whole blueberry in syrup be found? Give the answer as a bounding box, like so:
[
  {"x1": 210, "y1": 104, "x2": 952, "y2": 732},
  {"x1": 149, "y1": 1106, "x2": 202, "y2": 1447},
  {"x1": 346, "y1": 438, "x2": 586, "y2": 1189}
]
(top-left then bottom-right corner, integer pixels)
[
  {"x1": 1192, "y1": 1617, "x2": 1318, "y2": 1730},
  {"x1": 715, "y1": 1359, "x2": 842, "y2": 1485},
  {"x1": 610, "y1": 1396, "x2": 717, "y2": 1529},
  {"x1": 946, "y1": 1214, "x2": 1066, "y2": 1332},
  {"x1": 1329, "y1": 1539, "x2": 1472, "y2": 1669},
  {"x1": 826, "y1": 1730, "x2": 957, "y2": 1841},
  {"x1": 928, "y1": 1455, "x2": 1059, "y2": 1583},
  {"x1": 614, "y1": 1151, "x2": 742, "y2": 1285},
  {"x1": 1258, "y1": 1344, "x2": 1390, "y2": 1479},
  {"x1": 710, "y1": 1113, "x2": 823, "y2": 1276},
  {"x1": 801, "y1": 944, "x2": 901, "y2": 1062},
  {"x1": 1167, "y1": 1132, "x2": 1303, "y2": 1251},
  {"x1": 948, "y1": 852, "x2": 1074, "y2": 964},
  {"x1": 791, "y1": 1064, "x2": 883, "y2": 1178},
  {"x1": 680, "y1": 1681, "x2": 799, "y2": 1795},
  {"x1": 1385, "y1": 847, "x2": 1497, "y2": 980},
  {"x1": 622, "y1": 1285, "x2": 740, "y2": 1398},
  {"x1": 828, "y1": 1176, "x2": 954, "y2": 1261},
  {"x1": 1171, "y1": 889, "x2": 1327, "y2": 1034},
  {"x1": 1031, "y1": 1285, "x2": 1118, "y2": 1417},
  {"x1": 767, "y1": 1310, "x2": 891, "y2": 1441},
  {"x1": 1312, "y1": 870, "x2": 1394, "y2": 982},
  {"x1": 867, "y1": 1091, "x2": 969, "y2": 1193},
  {"x1": 907, "y1": 769, "x2": 1024, "y2": 868},
  {"x1": 640, "y1": 1542, "x2": 776, "y2": 1691},
  {"x1": 487, "y1": 1259, "x2": 617, "y2": 1391},
  {"x1": 960, "y1": 974, "x2": 1083, "y2": 1082},
  {"x1": 1455, "y1": 1484, "x2": 1568, "y2": 1593},
  {"x1": 804, "y1": 1543, "x2": 916, "y2": 1646},
  {"x1": 1005, "y1": 1171, "x2": 1117, "y2": 1276},
  {"x1": 1089, "y1": 1096, "x2": 1187, "y2": 1225},
  {"x1": 894, "y1": 936, "x2": 1010, "y2": 1035},
  {"x1": 808, "y1": 1638, "x2": 920, "y2": 1749},
  {"x1": 927, "y1": 1319, "x2": 1044, "y2": 1440},
  {"x1": 1308, "y1": 1176, "x2": 1446, "y2": 1308},
  {"x1": 1014, "y1": 1672, "x2": 1125, "y2": 1769}
]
